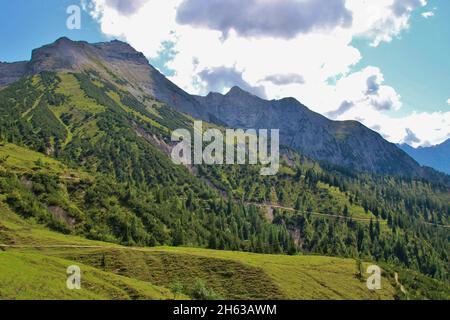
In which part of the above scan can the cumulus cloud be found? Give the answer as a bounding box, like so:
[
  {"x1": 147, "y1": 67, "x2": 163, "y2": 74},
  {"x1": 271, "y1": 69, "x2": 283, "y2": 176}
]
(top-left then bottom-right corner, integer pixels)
[
  {"x1": 366, "y1": 75, "x2": 380, "y2": 95},
  {"x1": 104, "y1": 0, "x2": 149, "y2": 16},
  {"x1": 347, "y1": 0, "x2": 428, "y2": 46},
  {"x1": 371, "y1": 124, "x2": 381, "y2": 131},
  {"x1": 421, "y1": 11, "x2": 434, "y2": 18},
  {"x1": 323, "y1": 66, "x2": 402, "y2": 115},
  {"x1": 198, "y1": 66, "x2": 266, "y2": 98},
  {"x1": 403, "y1": 128, "x2": 421, "y2": 145},
  {"x1": 83, "y1": 0, "x2": 448, "y2": 146},
  {"x1": 83, "y1": 0, "x2": 179, "y2": 57},
  {"x1": 447, "y1": 99, "x2": 450, "y2": 105},
  {"x1": 326, "y1": 101, "x2": 355, "y2": 119},
  {"x1": 261, "y1": 73, "x2": 305, "y2": 86},
  {"x1": 335, "y1": 108, "x2": 450, "y2": 148},
  {"x1": 176, "y1": 0, "x2": 352, "y2": 39},
  {"x1": 391, "y1": 0, "x2": 426, "y2": 16},
  {"x1": 370, "y1": 89, "x2": 401, "y2": 111}
]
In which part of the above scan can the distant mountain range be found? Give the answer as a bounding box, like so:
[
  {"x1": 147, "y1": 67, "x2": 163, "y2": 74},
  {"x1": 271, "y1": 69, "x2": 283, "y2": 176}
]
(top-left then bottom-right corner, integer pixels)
[
  {"x1": 0, "y1": 37, "x2": 443, "y2": 180},
  {"x1": 398, "y1": 139, "x2": 450, "y2": 175}
]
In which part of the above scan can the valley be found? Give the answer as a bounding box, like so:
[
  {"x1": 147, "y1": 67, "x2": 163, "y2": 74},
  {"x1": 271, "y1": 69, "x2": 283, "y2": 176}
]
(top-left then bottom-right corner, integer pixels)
[
  {"x1": 0, "y1": 38, "x2": 448, "y2": 300},
  {"x1": 0, "y1": 204, "x2": 424, "y2": 300}
]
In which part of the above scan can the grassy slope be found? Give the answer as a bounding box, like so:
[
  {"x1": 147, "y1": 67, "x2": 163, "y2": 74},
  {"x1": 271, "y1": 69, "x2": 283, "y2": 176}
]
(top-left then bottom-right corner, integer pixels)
[
  {"x1": 0, "y1": 201, "x2": 177, "y2": 300},
  {"x1": 147, "y1": 247, "x2": 396, "y2": 300},
  {"x1": 0, "y1": 251, "x2": 173, "y2": 300},
  {"x1": 1, "y1": 196, "x2": 398, "y2": 300},
  {"x1": 0, "y1": 71, "x2": 447, "y2": 299},
  {"x1": 61, "y1": 246, "x2": 398, "y2": 300},
  {"x1": 0, "y1": 144, "x2": 172, "y2": 300},
  {"x1": 1, "y1": 142, "x2": 448, "y2": 300},
  {"x1": 0, "y1": 143, "x2": 76, "y2": 176}
]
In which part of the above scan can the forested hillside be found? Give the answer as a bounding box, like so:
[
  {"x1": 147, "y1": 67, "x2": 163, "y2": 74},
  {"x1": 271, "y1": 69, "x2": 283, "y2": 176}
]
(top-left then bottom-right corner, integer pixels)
[
  {"x1": 0, "y1": 70, "x2": 448, "y2": 287},
  {"x1": 0, "y1": 71, "x2": 294, "y2": 253},
  {"x1": 1, "y1": 197, "x2": 449, "y2": 300}
]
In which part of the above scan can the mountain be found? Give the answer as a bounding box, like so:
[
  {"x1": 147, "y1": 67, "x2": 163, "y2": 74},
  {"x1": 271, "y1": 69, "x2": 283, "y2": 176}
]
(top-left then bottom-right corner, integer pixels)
[
  {"x1": 398, "y1": 139, "x2": 450, "y2": 175},
  {"x1": 0, "y1": 37, "x2": 427, "y2": 178},
  {"x1": 0, "y1": 37, "x2": 449, "y2": 286},
  {"x1": 0, "y1": 61, "x2": 28, "y2": 88},
  {"x1": 191, "y1": 88, "x2": 424, "y2": 176},
  {"x1": 4, "y1": 196, "x2": 446, "y2": 300}
]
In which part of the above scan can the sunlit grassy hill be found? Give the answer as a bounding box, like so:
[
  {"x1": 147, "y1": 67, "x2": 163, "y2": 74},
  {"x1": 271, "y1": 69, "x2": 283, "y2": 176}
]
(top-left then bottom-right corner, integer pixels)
[
  {"x1": 1, "y1": 197, "x2": 449, "y2": 300},
  {"x1": 0, "y1": 60, "x2": 448, "y2": 300},
  {"x1": 0, "y1": 203, "x2": 396, "y2": 300}
]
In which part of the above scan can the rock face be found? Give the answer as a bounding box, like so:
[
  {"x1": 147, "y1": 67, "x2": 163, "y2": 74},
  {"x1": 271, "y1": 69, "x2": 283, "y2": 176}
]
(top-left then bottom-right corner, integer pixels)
[
  {"x1": 0, "y1": 61, "x2": 27, "y2": 88},
  {"x1": 399, "y1": 139, "x2": 450, "y2": 175},
  {"x1": 188, "y1": 87, "x2": 422, "y2": 176},
  {"x1": 28, "y1": 37, "x2": 150, "y2": 73},
  {"x1": 0, "y1": 37, "x2": 429, "y2": 177}
]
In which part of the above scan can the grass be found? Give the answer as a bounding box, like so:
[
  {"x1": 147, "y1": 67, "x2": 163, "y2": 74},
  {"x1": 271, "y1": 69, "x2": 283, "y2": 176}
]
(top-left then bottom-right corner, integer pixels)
[
  {"x1": 0, "y1": 251, "x2": 174, "y2": 300},
  {"x1": 21, "y1": 93, "x2": 43, "y2": 119},
  {"x1": 55, "y1": 73, "x2": 105, "y2": 115},
  {"x1": 52, "y1": 73, "x2": 106, "y2": 144},
  {"x1": 0, "y1": 202, "x2": 182, "y2": 300},
  {"x1": 0, "y1": 142, "x2": 90, "y2": 182},
  {"x1": 106, "y1": 91, "x2": 163, "y2": 129},
  {"x1": 0, "y1": 195, "x2": 400, "y2": 300},
  {"x1": 145, "y1": 247, "x2": 397, "y2": 300},
  {"x1": 0, "y1": 143, "x2": 67, "y2": 175},
  {"x1": 0, "y1": 142, "x2": 447, "y2": 300},
  {"x1": 2, "y1": 196, "x2": 449, "y2": 300},
  {"x1": 320, "y1": 183, "x2": 379, "y2": 220},
  {"x1": 0, "y1": 142, "x2": 445, "y2": 300},
  {"x1": 1, "y1": 198, "x2": 399, "y2": 301},
  {"x1": 58, "y1": 248, "x2": 285, "y2": 300}
]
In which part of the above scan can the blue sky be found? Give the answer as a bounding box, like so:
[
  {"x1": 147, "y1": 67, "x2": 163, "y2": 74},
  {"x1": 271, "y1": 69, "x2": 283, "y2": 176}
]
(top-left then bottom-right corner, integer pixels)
[
  {"x1": 0, "y1": 0, "x2": 106, "y2": 61},
  {"x1": 352, "y1": 0, "x2": 450, "y2": 116},
  {"x1": 0, "y1": 0, "x2": 448, "y2": 146}
]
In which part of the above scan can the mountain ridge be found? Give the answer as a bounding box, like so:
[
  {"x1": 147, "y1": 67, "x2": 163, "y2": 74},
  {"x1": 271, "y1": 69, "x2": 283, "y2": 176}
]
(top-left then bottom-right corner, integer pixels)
[
  {"x1": 0, "y1": 37, "x2": 437, "y2": 178},
  {"x1": 0, "y1": 37, "x2": 449, "y2": 286},
  {"x1": 399, "y1": 139, "x2": 450, "y2": 175},
  {"x1": 190, "y1": 85, "x2": 424, "y2": 177}
]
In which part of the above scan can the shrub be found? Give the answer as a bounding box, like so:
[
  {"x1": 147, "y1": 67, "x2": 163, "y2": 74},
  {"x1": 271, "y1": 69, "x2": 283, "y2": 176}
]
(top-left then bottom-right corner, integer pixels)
[{"x1": 190, "y1": 279, "x2": 222, "y2": 300}]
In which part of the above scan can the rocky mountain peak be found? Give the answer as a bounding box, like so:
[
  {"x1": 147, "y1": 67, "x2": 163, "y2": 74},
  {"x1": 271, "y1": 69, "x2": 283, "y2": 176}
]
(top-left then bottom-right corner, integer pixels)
[
  {"x1": 0, "y1": 38, "x2": 441, "y2": 178},
  {"x1": 226, "y1": 86, "x2": 247, "y2": 95},
  {"x1": 93, "y1": 40, "x2": 148, "y2": 65},
  {"x1": 1, "y1": 37, "x2": 151, "y2": 80},
  {"x1": 28, "y1": 37, "x2": 93, "y2": 73}
]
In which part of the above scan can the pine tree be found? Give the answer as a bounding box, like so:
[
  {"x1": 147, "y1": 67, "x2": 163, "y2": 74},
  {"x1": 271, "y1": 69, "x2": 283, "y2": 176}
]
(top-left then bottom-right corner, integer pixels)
[
  {"x1": 356, "y1": 258, "x2": 364, "y2": 281},
  {"x1": 343, "y1": 205, "x2": 349, "y2": 217},
  {"x1": 294, "y1": 195, "x2": 301, "y2": 211},
  {"x1": 173, "y1": 221, "x2": 184, "y2": 246},
  {"x1": 369, "y1": 218, "x2": 374, "y2": 241},
  {"x1": 375, "y1": 218, "x2": 381, "y2": 239},
  {"x1": 186, "y1": 191, "x2": 194, "y2": 211}
]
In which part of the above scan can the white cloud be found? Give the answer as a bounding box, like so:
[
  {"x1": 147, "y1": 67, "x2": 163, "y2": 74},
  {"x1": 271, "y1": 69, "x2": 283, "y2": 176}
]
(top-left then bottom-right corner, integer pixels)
[
  {"x1": 103, "y1": 0, "x2": 149, "y2": 16},
  {"x1": 82, "y1": 0, "x2": 449, "y2": 147},
  {"x1": 447, "y1": 98, "x2": 450, "y2": 105},
  {"x1": 176, "y1": 0, "x2": 352, "y2": 39},
  {"x1": 83, "y1": 0, "x2": 179, "y2": 58},
  {"x1": 345, "y1": 0, "x2": 427, "y2": 46},
  {"x1": 422, "y1": 11, "x2": 434, "y2": 18},
  {"x1": 338, "y1": 108, "x2": 450, "y2": 147},
  {"x1": 329, "y1": 66, "x2": 402, "y2": 112}
]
